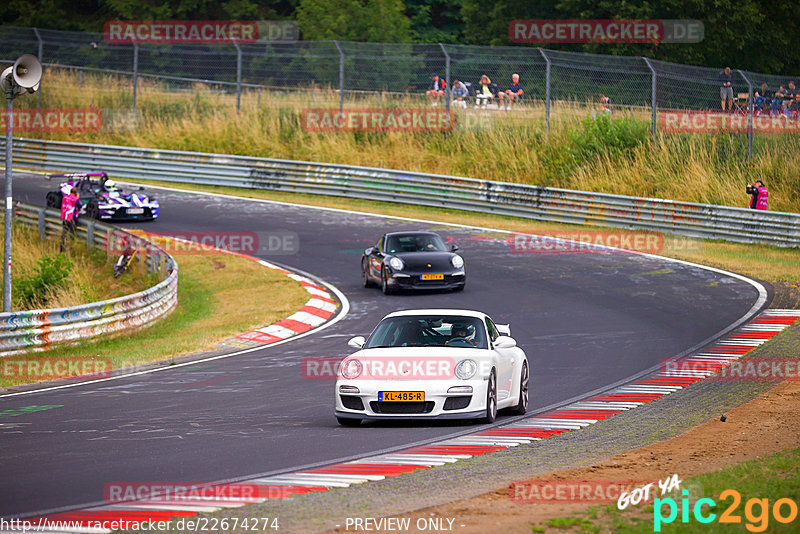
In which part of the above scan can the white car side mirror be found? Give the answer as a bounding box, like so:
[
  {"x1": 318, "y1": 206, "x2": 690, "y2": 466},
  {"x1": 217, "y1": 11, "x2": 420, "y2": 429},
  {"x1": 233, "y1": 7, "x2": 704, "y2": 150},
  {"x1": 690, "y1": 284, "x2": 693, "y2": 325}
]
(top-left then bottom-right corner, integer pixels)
[
  {"x1": 348, "y1": 336, "x2": 366, "y2": 349},
  {"x1": 496, "y1": 324, "x2": 511, "y2": 336},
  {"x1": 494, "y1": 336, "x2": 516, "y2": 349}
]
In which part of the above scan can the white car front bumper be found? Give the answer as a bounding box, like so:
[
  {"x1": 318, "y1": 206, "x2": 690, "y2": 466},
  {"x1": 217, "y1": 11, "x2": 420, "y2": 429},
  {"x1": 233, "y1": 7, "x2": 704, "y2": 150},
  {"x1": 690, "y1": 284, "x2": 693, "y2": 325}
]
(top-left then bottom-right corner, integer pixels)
[{"x1": 334, "y1": 378, "x2": 488, "y2": 420}]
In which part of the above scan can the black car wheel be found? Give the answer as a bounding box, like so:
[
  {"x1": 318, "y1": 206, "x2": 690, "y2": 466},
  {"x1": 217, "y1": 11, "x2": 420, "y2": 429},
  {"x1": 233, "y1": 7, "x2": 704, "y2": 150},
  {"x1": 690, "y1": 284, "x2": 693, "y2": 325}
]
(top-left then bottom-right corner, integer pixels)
[
  {"x1": 85, "y1": 200, "x2": 99, "y2": 220},
  {"x1": 483, "y1": 371, "x2": 497, "y2": 423},
  {"x1": 362, "y1": 260, "x2": 373, "y2": 288},
  {"x1": 510, "y1": 361, "x2": 529, "y2": 415},
  {"x1": 46, "y1": 191, "x2": 62, "y2": 209},
  {"x1": 381, "y1": 267, "x2": 394, "y2": 295}
]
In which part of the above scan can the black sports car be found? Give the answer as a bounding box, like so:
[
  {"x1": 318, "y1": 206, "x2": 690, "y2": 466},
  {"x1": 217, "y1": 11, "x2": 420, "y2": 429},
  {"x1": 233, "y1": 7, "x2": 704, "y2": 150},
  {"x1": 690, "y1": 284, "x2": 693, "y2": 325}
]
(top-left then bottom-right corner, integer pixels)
[{"x1": 361, "y1": 231, "x2": 466, "y2": 294}]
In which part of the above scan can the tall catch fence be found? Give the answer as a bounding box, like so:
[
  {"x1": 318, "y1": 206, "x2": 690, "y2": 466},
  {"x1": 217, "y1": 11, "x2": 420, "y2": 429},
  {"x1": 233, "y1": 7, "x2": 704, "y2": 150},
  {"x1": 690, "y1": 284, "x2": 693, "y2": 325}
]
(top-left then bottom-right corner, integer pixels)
[{"x1": 2, "y1": 26, "x2": 799, "y2": 157}]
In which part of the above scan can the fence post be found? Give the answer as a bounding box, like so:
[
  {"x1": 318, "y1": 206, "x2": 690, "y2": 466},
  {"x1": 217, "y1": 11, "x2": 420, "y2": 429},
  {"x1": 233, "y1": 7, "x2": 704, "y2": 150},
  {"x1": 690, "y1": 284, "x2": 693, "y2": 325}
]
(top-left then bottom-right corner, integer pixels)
[
  {"x1": 33, "y1": 28, "x2": 43, "y2": 108},
  {"x1": 538, "y1": 48, "x2": 551, "y2": 134},
  {"x1": 643, "y1": 57, "x2": 657, "y2": 142},
  {"x1": 439, "y1": 43, "x2": 451, "y2": 127},
  {"x1": 132, "y1": 43, "x2": 139, "y2": 112},
  {"x1": 738, "y1": 70, "x2": 754, "y2": 160},
  {"x1": 38, "y1": 208, "x2": 46, "y2": 239},
  {"x1": 86, "y1": 219, "x2": 95, "y2": 249},
  {"x1": 333, "y1": 40, "x2": 345, "y2": 115},
  {"x1": 233, "y1": 41, "x2": 242, "y2": 114}
]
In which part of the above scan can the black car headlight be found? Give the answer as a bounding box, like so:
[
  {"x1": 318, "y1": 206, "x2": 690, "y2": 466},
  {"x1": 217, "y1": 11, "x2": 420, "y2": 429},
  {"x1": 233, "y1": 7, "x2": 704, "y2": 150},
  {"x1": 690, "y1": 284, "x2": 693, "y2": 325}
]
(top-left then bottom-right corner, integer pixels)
[{"x1": 451, "y1": 254, "x2": 464, "y2": 269}]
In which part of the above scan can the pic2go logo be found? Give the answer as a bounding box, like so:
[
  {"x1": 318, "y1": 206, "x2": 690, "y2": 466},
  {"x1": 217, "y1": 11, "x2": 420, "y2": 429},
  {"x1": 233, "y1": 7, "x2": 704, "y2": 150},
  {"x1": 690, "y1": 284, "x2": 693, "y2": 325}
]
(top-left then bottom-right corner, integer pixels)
[{"x1": 654, "y1": 489, "x2": 798, "y2": 532}]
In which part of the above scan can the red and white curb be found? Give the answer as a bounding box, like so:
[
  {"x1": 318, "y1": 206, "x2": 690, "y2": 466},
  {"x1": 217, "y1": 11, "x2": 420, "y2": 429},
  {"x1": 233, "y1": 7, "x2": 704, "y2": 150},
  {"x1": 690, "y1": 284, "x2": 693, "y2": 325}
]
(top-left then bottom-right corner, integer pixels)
[
  {"x1": 9, "y1": 309, "x2": 798, "y2": 532},
  {"x1": 234, "y1": 260, "x2": 339, "y2": 346}
]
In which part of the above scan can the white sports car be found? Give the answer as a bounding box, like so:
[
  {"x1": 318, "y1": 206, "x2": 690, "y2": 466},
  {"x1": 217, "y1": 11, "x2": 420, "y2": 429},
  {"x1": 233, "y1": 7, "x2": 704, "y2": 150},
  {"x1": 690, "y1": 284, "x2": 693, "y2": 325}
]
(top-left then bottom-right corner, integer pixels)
[{"x1": 335, "y1": 309, "x2": 529, "y2": 426}]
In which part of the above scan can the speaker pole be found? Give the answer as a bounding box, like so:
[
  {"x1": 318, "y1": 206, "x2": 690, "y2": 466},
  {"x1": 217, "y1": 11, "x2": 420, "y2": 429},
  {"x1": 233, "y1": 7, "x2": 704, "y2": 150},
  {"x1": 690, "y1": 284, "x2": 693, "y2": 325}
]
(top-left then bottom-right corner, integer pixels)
[
  {"x1": 2, "y1": 55, "x2": 42, "y2": 312},
  {"x1": 3, "y1": 83, "x2": 13, "y2": 312}
]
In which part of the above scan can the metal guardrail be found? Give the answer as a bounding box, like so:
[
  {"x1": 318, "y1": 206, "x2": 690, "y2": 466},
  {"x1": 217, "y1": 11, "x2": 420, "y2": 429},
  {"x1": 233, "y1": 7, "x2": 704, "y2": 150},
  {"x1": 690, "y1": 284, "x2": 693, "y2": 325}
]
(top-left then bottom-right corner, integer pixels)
[
  {"x1": 0, "y1": 201, "x2": 178, "y2": 355},
  {"x1": 6, "y1": 137, "x2": 800, "y2": 247}
]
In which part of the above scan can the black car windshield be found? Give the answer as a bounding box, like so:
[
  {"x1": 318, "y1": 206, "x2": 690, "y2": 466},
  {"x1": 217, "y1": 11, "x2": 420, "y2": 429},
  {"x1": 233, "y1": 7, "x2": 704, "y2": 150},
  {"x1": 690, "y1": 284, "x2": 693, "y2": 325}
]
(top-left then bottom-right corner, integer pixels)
[
  {"x1": 385, "y1": 234, "x2": 447, "y2": 253},
  {"x1": 365, "y1": 315, "x2": 487, "y2": 349}
]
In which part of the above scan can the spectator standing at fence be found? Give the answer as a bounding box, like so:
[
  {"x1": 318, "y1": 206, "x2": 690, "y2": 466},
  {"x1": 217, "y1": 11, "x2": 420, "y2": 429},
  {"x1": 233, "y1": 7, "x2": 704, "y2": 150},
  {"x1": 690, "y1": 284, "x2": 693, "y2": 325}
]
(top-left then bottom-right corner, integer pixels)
[
  {"x1": 451, "y1": 80, "x2": 468, "y2": 108},
  {"x1": 498, "y1": 73, "x2": 523, "y2": 110},
  {"x1": 426, "y1": 74, "x2": 446, "y2": 106},
  {"x1": 772, "y1": 85, "x2": 786, "y2": 114},
  {"x1": 718, "y1": 67, "x2": 734, "y2": 111},
  {"x1": 598, "y1": 94, "x2": 612, "y2": 114},
  {"x1": 475, "y1": 75, "x2": 495, "y2": 108},
  {"x1": 746, "y1": 180, "x2": 768, "y2": 210},
  {"x1": 59, "y1": 187, "x2": 82, "y2": 253}
]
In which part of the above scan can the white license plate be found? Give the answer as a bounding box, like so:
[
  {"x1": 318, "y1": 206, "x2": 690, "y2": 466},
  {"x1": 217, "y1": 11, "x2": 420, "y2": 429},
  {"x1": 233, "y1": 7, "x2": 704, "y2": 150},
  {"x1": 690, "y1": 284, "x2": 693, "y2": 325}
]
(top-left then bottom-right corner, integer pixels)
[{"x1": 127, "y1": 208, "x2": 144, "y2": 215}]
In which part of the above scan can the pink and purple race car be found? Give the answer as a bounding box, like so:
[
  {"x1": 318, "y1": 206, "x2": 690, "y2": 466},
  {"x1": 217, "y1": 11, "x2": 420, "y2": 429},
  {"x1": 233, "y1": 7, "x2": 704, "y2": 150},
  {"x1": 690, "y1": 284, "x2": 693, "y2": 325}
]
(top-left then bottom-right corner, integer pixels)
[{"x1": 46, "y1": 172, "x2": 159, "y2": 221}]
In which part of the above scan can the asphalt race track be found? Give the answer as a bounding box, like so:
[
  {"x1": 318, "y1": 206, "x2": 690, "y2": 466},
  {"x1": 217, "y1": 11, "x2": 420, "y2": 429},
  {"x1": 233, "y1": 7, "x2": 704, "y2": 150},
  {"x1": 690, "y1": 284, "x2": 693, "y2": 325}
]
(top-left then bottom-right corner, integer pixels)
[{"x1": 1, "y1": 174, "x2": 766, "y2": 518}]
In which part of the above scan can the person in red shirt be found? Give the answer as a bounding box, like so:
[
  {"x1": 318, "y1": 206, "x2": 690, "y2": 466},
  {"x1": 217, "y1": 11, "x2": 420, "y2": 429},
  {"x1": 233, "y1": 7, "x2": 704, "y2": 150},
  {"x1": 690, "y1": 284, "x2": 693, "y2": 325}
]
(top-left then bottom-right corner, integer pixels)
[{"x1": 59, "y1": 187, "x2": 82, "y2": 252}]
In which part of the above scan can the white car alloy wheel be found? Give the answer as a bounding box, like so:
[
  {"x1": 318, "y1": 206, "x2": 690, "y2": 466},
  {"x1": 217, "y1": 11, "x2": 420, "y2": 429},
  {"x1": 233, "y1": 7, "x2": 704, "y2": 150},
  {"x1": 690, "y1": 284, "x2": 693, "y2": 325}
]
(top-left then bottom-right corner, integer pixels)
[
  {"x1": 484, "y1": 371, "x2": 497, "y2": 423},
  {"x1": 511, "y1": 360, "x2": 529, "y2": 415}
]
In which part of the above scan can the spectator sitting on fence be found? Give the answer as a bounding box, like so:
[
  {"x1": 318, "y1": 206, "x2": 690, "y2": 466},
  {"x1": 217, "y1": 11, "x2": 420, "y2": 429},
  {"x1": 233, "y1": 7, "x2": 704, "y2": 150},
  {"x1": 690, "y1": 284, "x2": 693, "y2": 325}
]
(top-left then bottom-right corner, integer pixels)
[
  {"x1": 426, "y1": 74, "x2": 446, "y2": 106},
  {"x1": 787, "y1": 94, "x2": 800, "y2": 117},
  {"x1": 753, "y1": 83, "x2": 771, "y2": 114},
  {"x1": 770, "y1": 86, "x2": 786, "y2": 114},
  {"x1": 451, "y1": 80, "x2": 469, "y2": 108},
  {"x1": 718, "y1": 66, "x2": 734, "y2": 111},
  {"x1": 498, "y1": 73, "x2": 523, "y2": 110},
  {"x1": 475, "y1": 75, "x2": 496, "y2": 108},
  {"x1": 783, "y1": 81, "x2": 796, "y2": 108}
]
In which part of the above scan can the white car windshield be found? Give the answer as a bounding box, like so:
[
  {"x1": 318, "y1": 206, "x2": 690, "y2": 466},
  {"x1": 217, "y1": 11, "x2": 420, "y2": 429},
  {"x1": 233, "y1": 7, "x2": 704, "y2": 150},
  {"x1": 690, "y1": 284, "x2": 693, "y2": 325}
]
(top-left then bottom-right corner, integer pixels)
[
  {"x1": 365, "y1": 315, "x2": 487, "y2": 349},
  {"x1": 385, "y1": 234, "x2": 447, "y2": 253}
]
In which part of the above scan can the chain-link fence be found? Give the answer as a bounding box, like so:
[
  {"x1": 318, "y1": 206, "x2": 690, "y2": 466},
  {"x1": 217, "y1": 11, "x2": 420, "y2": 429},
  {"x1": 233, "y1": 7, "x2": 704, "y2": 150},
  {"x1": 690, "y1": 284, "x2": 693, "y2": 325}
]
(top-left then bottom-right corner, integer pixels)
[{"x1": 3, "y1": 25, "x2": 800, "y2": 157}]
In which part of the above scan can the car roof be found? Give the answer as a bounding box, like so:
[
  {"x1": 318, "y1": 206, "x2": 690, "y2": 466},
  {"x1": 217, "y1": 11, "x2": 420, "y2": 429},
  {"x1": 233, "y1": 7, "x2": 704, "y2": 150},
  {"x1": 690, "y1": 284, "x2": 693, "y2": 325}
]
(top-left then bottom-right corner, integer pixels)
[
  {"x1": 383, "y1": 309, "x2": 487, "y2": 320},
  {"x1": 384, "y1": 231, "x2": 441, "y2": 238}
]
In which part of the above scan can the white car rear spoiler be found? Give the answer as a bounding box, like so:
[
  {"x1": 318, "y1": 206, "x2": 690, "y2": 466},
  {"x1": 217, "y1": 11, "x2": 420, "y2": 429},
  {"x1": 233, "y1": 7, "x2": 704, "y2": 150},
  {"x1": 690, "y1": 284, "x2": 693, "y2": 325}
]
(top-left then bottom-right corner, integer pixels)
[{"x1": 496, "y1": 324, "x2": 511, "y2": 336}]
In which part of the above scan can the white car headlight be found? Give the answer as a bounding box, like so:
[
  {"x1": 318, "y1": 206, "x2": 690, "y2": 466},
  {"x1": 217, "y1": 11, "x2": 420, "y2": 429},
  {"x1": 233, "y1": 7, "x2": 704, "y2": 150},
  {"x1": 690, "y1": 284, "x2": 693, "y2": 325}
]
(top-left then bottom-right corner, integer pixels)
[
  {"x1": 451, "y1": 254, "x2": 464, "y2": 269},
  {"x1": 340, "y1": 359, "x2": 363, "y2": 379},
  {"x1": 388, "y1": 257, "x2": 404, "y2": 270},
  {"x1": 455, "y1": 359, "x2": 477, "y2": 380}
]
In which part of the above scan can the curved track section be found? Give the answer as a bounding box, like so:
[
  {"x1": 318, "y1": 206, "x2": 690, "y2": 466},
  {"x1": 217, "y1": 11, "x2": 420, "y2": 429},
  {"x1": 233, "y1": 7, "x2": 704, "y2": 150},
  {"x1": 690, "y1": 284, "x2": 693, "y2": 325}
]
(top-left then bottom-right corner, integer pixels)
[{"x1": 1, "y1": 176, "x2": 767, "y2": 518}]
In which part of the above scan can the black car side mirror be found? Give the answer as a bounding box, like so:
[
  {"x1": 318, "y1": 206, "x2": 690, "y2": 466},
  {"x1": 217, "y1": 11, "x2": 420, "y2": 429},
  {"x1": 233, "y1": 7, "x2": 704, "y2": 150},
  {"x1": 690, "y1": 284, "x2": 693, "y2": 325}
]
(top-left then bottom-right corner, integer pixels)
[{"x1": 450, "y1": 244, "x2": 460, "y2": 252}]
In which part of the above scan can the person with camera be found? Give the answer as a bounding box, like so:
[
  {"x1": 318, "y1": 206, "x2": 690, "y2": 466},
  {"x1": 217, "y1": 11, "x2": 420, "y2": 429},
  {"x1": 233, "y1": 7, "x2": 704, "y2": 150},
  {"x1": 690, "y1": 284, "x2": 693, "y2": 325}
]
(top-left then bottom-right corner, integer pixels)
[{"x1": 746, "y1": 180, "x2": 769, "y2": 210}]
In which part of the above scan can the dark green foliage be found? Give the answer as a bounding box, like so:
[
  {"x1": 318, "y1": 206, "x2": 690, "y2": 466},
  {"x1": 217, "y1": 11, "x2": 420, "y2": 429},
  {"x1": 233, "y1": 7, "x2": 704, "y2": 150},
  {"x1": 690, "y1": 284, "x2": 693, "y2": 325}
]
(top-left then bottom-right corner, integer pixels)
[
  {"x1": 567, "y1": 114, "x2": 650, "y2": 162},
  {"x1": 14, "y1": 255, "x2": 74, "y2": 308}
]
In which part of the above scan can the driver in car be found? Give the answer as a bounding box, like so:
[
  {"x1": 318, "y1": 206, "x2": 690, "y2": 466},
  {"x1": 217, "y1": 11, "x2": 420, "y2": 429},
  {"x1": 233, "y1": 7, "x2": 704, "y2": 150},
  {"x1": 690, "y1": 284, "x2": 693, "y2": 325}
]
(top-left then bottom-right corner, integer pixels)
[
  {"x1": 447, "y1": 323, "x2": 475, "y2": 346},
  {"x1": 415, "y1": 236, "x2": 437, "y2": 251}
]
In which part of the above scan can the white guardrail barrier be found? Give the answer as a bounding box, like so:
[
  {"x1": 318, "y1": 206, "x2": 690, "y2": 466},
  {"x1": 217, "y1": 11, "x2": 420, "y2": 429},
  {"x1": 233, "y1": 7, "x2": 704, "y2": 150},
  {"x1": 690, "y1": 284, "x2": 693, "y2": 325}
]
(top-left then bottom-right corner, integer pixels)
[
  {"x1": 0, "y1": 201, "x2": 178, "y2": 356},
  {"x1": 6, "y1": 137, "x2": 800, "y2": 247}
]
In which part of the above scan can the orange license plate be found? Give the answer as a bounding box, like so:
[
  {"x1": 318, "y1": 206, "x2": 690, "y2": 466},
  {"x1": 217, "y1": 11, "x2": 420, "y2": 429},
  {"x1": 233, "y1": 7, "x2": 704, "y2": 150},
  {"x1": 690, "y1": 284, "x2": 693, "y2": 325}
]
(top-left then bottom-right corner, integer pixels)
[
  {"x1": 379, "y1": 391, "x2": 425, "y2": 402},
  {"x1": 420, "y1": 274, "x2": 444, "y2": 281}
]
